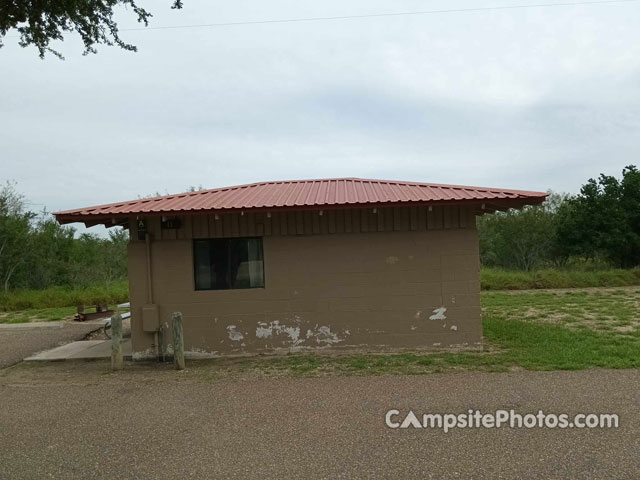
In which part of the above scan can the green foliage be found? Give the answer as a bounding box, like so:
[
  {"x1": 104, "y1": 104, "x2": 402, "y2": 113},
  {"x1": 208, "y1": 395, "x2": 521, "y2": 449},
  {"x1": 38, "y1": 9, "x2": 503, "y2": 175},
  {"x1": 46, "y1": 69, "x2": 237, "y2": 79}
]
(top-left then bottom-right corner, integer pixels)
[
  {"x1": 479, "y1": 165, "x2": 640, "y2": 270},
  {"x1": 0, "y1": 182, "x2": 35, "y2": 292},
  {"x1": 0, "y1": 182, "x2": 128, "y2": 293},
  {"x1": 478, "y1": 192, "x2": 566, "y2": 270},
  {"x1": 556, "y1": 165, "x2": 640, "y2": 268},
  {"x1": 0, "y1": 1, "x2": 183, "y2": 59},
  {"x1": 0, "y1": 280, "x2": 128, "y2": 310},
  {"x1": 481, "y1": 267, "x2": 640, "y2": 290}
]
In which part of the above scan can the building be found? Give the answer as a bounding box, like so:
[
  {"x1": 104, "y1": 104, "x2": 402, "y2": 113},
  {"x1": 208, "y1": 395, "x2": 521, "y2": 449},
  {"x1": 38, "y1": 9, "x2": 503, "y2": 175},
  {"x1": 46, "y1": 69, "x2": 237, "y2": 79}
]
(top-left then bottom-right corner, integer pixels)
[{"x1": 54, "y1": 178, "x2": 546, "y2": 359}]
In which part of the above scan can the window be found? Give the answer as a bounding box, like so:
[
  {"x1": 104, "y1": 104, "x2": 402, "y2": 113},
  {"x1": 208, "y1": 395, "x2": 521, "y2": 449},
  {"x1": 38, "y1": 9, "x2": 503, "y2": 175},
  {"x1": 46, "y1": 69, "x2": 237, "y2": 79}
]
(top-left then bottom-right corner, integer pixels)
[{"x1": 193, "y1": 238, "x2": 264, "y2": 290}]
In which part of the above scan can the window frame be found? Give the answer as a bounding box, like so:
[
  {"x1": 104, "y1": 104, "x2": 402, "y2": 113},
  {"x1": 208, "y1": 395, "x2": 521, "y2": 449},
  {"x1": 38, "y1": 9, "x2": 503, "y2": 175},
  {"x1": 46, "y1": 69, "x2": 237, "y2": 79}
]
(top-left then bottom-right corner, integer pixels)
[{"x1": 192, "y1": 236, "x2": 265, "y2": 291}]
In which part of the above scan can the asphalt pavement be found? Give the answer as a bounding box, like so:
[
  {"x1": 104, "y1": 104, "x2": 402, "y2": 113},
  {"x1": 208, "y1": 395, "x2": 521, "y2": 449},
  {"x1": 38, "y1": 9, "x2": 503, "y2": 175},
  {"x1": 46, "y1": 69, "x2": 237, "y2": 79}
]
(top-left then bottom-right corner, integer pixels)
[{"x1": 0, "y1": 365, "x2": 637, "y2": 479}]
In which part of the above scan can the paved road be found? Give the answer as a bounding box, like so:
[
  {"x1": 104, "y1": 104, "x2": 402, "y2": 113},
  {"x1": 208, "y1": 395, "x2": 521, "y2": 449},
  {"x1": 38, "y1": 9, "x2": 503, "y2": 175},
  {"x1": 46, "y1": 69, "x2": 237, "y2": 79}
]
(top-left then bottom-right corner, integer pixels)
[
  {"x1": 0, "y1": 322, "x2": 103, "y2": 368},
  {"x1": 0, "y1": 366, "x2": 638, "y2": 479}
]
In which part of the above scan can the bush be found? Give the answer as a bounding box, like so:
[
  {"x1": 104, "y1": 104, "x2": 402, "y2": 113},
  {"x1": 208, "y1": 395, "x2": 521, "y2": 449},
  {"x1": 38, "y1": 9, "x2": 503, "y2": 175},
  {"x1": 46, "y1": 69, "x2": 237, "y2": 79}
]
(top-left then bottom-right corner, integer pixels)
[{"x1": 0, "y1": 280, "x2": 129, "y2": 310}]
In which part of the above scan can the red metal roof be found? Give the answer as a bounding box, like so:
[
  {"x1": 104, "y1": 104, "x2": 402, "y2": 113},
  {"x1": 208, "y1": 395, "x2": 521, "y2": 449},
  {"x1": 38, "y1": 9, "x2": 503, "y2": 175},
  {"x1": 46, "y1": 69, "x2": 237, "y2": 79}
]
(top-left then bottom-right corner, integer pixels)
[{"x1": 53, "y1": 177, "x2": 547, "y2": 225}]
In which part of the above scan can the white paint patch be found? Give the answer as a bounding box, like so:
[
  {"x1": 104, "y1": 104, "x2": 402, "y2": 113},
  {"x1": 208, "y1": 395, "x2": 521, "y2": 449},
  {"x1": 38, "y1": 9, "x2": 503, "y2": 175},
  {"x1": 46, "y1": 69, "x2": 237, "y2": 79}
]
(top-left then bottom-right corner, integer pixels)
[
  {"x1": 450, "y1": 325, "x2": 458, "y2": 331},
  {"x1": 432, "y1": 342, "x2": 441, "y2": 347},
  {"x1": 256, "y1": 322, "x2": 272, "y2": 339},
  {"x1": 414, "y1": 310, "x2": 422, "y2": 319},
  {"x1": 255, "y1": 320, "x2": 302, "y2": 345},
  {"x1": 226, "y1": 325, "x2": 244, "y2": 341},
  {"x1": 429, "y1": 307, "x2": 447, "y2": 321},
  {"x1": 385, "y1": 256, "x2": 399, "y2": 265},
  {"x1": 313, "y1": 326, "x2": 342, "y2": 345},
  {"x1": 410, "y1": 325, "x2": 418, "y2": 331}
]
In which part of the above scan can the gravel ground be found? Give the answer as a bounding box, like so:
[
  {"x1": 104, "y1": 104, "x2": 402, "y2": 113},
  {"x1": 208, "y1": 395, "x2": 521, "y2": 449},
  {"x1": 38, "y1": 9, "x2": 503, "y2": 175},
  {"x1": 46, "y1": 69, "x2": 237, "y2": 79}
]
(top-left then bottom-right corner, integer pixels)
[
  {"x1": 0, "y1": 365, "x2": 638, "y2": 479},
  {"x1": 0, "y1": 322, "x2": 104, "y2": 368}
]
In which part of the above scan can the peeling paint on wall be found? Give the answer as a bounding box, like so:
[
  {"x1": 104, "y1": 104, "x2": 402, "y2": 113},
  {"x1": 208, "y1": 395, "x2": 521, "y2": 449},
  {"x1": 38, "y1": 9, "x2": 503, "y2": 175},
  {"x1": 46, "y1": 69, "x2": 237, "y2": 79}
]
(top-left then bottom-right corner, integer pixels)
[
  {"x1": 307, "y1": 325, "x2": 343, "y2": 345},
  {"x1": 227, "y1": 325, "x2": 244, "y2": 342},
  {"x1": 429, "y1": 307, "x2": 447, "y2": 321},
  {"x1": 256, "y1": 320, "x2": 303, "y2": 346}
]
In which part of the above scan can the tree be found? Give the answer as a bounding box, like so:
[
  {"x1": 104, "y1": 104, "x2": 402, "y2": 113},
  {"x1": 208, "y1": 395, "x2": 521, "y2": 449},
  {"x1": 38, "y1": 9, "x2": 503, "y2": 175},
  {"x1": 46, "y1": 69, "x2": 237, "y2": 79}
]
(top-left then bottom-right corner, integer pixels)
[
  {"x1": 0, "y1": 182, "x2": 129, "y2": 291},
  {"x1": 0, "y1": 0, "x2": 183, "y2": 59},
  {"x1": 478, "y1": 192, "x2": 567, "y2": 271},
  {"x1": 556, "y1": 166, "x2": 640, "y2": 268},
  {"x1": 0, "y1": 182, "x2": 35, "y2": 291}
]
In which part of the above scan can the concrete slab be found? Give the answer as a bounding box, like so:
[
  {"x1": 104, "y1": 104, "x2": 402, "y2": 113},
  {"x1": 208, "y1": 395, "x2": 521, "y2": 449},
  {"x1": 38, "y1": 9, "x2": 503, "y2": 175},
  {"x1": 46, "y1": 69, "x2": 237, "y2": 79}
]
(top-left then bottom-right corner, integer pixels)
[{"x1": 25, "y1": 339, "x2": 132, "y2": 361}]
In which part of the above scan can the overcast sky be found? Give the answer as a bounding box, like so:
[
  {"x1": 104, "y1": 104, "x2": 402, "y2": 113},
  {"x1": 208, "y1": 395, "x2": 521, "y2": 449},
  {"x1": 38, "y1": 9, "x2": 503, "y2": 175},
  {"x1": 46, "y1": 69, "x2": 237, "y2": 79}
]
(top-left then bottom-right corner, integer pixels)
[{"x1": 2, "y1": 0, "x2": 640, "y2": 235}]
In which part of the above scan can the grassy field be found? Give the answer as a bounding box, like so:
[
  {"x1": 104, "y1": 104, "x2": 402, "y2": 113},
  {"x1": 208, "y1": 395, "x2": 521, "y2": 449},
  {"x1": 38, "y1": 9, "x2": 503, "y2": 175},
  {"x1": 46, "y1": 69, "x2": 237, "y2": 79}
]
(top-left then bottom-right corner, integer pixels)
[{"x1": 481, "y1": 267, "x2": 640, "y2": 290}]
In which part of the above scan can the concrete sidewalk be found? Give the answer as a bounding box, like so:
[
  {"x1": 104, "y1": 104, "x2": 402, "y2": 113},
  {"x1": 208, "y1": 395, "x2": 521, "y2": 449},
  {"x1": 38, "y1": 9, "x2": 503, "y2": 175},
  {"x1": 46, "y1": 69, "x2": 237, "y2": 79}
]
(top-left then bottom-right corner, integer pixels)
[
  {"x1": 0, "y1": 321, "x2": 106, "y2": 368},
  {"x1": 24, "y1": 339, "x2": 132, "y2": 361}
]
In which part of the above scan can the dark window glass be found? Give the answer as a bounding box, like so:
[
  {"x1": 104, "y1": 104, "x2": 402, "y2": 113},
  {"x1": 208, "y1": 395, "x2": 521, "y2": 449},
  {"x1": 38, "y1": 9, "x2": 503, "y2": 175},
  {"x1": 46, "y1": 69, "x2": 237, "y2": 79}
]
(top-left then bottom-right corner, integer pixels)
[{"x1": 194, "y1": 238, "x2": 264, "y2": 290}]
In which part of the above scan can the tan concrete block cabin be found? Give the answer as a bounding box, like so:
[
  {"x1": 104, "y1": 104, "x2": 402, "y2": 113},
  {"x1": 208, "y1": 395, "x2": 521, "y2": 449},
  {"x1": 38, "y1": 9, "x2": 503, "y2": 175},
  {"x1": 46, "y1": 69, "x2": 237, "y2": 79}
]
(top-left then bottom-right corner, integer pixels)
[{"x1": 54, "y1": 178, "x2": 546, "y2": 359}]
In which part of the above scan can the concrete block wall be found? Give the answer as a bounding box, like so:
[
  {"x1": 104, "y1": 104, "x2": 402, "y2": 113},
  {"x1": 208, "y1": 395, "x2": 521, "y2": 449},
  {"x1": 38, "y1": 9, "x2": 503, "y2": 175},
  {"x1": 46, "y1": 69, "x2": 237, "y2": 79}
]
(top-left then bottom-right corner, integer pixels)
[{"x1": 127, "y1": 206, "x2": 482, "y2": 358}]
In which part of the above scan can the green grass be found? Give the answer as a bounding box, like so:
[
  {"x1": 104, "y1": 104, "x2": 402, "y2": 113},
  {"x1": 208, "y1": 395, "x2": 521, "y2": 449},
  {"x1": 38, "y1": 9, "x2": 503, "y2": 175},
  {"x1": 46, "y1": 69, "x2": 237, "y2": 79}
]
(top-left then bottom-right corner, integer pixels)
[
  {"x1": 481, "y1": 267, "x2": 640, "y2": 290},
  {"x1": 0, "y1": 280, "x2": 128, "y2": 311}
]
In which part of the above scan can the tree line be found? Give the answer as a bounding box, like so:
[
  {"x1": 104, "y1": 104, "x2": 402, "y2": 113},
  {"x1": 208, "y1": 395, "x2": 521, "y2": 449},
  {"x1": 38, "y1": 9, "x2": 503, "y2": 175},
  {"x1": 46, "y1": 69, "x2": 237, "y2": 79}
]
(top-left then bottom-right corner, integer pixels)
[
  {"x1": 479, "y1": 165, "x2": 640, "y2": 270},
  {"x1": 0, "y1": 182, "x2": 127, "y2": 292}
]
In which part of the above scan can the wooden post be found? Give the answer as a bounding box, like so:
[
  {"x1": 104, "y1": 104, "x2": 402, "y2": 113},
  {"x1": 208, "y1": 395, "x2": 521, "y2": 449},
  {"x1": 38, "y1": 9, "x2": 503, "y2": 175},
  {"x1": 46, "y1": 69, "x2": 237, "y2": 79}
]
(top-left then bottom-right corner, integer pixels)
[
  {"x1": 111, "y1": 313, "x2": 123, "y2": 371},
  {"x1": 172, "y1": 312, "x2": 185, "y2": 370}
]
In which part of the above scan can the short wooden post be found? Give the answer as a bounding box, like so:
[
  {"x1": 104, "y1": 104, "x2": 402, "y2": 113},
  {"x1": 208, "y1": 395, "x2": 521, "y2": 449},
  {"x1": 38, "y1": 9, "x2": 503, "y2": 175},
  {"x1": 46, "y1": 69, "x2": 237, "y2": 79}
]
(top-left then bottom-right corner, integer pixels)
[
  {"x1": 111, "y1": 313, "x2": 123, "y2": 371},
  {"x1": 172, "y1": 312, "x2": 185, "y2": 370}
]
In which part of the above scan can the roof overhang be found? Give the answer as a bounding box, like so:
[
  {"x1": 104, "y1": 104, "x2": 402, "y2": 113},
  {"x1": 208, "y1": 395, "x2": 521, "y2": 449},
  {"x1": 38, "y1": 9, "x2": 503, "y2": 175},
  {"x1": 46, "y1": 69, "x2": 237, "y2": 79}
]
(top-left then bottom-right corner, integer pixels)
[
  {"x1": 54, "y1": 197, "x2": 546, "y2": 227},
  {"x1": 53, "y1": 177, "x2": 548, "y2": 227}
]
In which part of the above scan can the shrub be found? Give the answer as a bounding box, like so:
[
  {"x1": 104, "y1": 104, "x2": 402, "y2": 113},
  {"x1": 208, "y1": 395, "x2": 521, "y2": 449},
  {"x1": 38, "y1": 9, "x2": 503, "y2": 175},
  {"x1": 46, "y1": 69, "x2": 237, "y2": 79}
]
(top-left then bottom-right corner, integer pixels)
[
  {"x1": 0, "y1": 280, "x2": 129, "y2": 310},
  {"x1": 481, "y1": 268, "x2": 640, "y2": 290}
]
